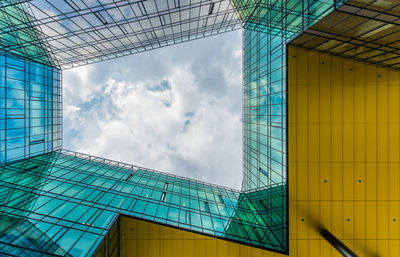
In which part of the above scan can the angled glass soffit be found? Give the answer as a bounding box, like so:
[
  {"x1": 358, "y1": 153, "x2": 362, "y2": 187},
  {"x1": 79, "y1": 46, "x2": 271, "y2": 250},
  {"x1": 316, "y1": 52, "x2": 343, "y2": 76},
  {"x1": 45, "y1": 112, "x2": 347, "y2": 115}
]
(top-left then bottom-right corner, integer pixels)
[
  {"x1": 0, "y1": 0, "x2": 243, "y2": 69},
  {"x1": 290, "y1": 0, "x2": 400, "y2": 70}
]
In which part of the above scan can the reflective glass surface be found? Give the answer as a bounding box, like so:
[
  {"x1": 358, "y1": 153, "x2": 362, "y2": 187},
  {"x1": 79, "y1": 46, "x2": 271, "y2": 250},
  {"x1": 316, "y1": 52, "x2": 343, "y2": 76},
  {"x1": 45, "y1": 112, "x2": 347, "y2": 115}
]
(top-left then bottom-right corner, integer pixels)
[
  {"x1": 1, "y1": 151, "x2": 284, "y2": 255},
  {"x1": 0, "y1": 50, "x2": 62, "y2": 165}
]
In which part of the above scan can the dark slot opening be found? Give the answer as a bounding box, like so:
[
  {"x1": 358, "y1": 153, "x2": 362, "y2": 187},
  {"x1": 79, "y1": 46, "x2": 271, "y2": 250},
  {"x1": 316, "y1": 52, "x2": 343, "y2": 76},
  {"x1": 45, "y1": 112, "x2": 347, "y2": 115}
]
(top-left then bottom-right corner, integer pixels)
[
  {"x1": 64, "y1": 0, "x2": 80, "y2": 12},
  {"x1": 94, "y1": 11, "x2": 108, "y2": 25},
  {"x1": 208, "y1": 3, "x2": 215, "y2": 15},
  {"x1": 160, "y1": 192, "x2": 166, "y2": 202},
  {"x1": 218, "y1": 195, "x2": 224, "y2": 204},
  {"x1": 30, "y1": 139, "x2": 44, "y2": 145},
  {"x1": 125, "y1": 174, "x2": 133, "y2": 181},
  {"x1": 163, "y1": 182, "x2": 168, "y2": 190},
  {"x1": 204, "y1": 202, "x2": 210, "y2": 213},
  {"x1": 259, "y1": 167, "x2": 268, "y2": 177},
  {"x1": 25, "y1": 165, "x2": 39, "y2": 171}
]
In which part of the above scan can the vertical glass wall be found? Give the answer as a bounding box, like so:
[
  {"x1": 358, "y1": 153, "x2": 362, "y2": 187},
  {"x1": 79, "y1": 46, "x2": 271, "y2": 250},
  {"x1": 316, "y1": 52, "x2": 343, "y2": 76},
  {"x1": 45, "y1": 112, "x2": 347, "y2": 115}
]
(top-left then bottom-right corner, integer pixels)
[
  {"x1": 0, "y1": 51, "x2": 61, "y2": 164},
  {"x1": 235, "y1": 0, "x2": 338, "y2": 253}
]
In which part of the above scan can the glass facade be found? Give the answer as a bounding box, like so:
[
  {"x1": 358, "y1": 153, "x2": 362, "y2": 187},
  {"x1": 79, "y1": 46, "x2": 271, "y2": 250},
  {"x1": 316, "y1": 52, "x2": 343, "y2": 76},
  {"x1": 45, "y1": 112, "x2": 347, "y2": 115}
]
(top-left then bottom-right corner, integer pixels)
[
  {"x1": 1, "y1": 150, "x2": 285, "y2": 255},
  {"x1": 0, "y1": 0, "x2": 242, "y2": 69},
  {"x1": 0, "y1": 0, "x2": 350, "y2": 256},
  {"x1": 0, "y1": 50, "x2": 62, "y2": 165}
]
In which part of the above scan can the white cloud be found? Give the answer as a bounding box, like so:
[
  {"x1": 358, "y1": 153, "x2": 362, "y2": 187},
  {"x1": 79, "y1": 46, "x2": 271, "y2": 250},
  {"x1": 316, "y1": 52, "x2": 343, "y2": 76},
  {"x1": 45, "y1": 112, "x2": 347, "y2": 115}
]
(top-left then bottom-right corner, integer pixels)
[{"x1": 63, "y1": 31, "x2": 242, "y2": 189}]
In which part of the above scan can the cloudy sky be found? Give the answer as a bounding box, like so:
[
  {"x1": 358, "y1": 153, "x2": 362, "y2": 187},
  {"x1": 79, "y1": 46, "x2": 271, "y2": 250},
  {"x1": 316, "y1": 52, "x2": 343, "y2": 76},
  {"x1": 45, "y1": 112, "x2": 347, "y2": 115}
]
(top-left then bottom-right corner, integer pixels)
[{"x1": 63, "y1": 30, "x2": 243, "y2": 189}]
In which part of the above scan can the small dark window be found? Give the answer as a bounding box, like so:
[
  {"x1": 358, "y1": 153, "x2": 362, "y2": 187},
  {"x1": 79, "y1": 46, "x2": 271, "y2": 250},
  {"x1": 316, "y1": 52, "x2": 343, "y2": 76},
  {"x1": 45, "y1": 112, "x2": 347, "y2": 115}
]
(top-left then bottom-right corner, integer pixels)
[
  {"x1": 208, "y1": 3, "x2": 215, "y2": 15},
  {"x1": 218, "y1": 195, "x2": 224, "y2": 204},
  {"x1": 160, "y1": 192, "x2": 166, "y2": 202},
  {"x1": 204, "y1": 202, "x2": 210, "y2": 213},
  {"x1": 163, "y1": 183, "x2": 169, "y2": 190},
  {"x1": 125, "y1": 174, "x2": 133, "y2": 181}
]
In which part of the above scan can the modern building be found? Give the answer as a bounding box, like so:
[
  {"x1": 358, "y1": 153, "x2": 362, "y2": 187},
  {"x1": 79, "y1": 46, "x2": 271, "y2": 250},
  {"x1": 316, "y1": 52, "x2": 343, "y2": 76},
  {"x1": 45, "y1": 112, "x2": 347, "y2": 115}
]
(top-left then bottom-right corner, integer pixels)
[{"x1": 0, "y1": 0, "x2": 399, "y2": 256}]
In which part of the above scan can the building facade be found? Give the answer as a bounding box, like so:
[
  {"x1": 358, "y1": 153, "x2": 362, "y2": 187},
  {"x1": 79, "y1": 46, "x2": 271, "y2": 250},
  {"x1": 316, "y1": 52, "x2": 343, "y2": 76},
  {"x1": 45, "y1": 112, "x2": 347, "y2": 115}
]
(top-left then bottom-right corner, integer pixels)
[{"x1": 1, "y1": 0, "x2": 400, "y2": 256}]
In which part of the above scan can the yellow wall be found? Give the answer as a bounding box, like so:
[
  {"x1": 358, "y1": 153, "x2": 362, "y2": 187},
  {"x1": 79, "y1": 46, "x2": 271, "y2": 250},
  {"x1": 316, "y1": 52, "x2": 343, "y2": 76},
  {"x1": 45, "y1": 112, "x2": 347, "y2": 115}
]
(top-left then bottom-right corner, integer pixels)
[
  {"x1": 288, "y1": 46, "x2": 400, "y2": 257},
  {"x1": 120, "y1": 47, "x2": 400, "y2": 257},
  {"x1": 120, "y1": 216, "x2": 285, "y2": 257}
]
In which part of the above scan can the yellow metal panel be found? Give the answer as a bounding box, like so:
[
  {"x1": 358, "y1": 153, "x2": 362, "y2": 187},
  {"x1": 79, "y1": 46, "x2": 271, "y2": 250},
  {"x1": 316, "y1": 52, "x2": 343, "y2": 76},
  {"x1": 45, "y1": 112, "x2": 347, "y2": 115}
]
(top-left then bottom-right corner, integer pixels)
[
  {"x1": 319, "y1": 124, "x2": 331, "y2": 162},
  {"x1": 342, "y1": 162, "x2": 354, "y2": 201},
  {"x1": 354, "y1": 62, "x2": 366, "y2": 124},
  {"x1": 137, "y1": 239, "x2": 149, "y2": 257},
  {"x1": 289, "y1": 163, "x2": 297, "y2": 201},
  {"x1": 171, "y1": 239, "x2": 183, "y2": 257},
  {"x1": 354, "y1": 163, "x2": 365, "y2": 201},
  {"x1": 389, "y1": 240, "x2": 400, "y2": 257},
  {"x1": 377, "y1": 68, "x2": 389, "y2": 124},
  {"x1": 331, "y1": 124, "x2": 343, "y2": 163},
  {"x1": 289, "y1": 200, "x2": 298, "y2": 240},
  {"x1": 354, "y1": 201, "x2": 366, "y2": 239},
  {"x1": 125, "y1": 240, "x2": 137, "y2": 257},
  {"x1": 331, "y1": 201, "x2": 343, "y2": 238},
  {"x1": 296, "y1": 48, "x2": 309, "y2": 124},
  {"x1": 377, "y1": 239, "x2": 389, "y2": 257},
  {"x1": 319, "y1": 53, "x2": 331, "y2": 124},
  {"x1": 365, "y1": 201, "x2": 377, "y2": 240},
  {"x1": 319, "y1": 240, "x2": 332, "y2": 257},
  {"x1": 320, "y1": 162, "x2": 331, "y2": 201},
  {"x1": 297, "y1": 239, "x2": 309, "y2": 256},
  {"x1": 182, "y1": 238, "x2": 194, "y2": 257},
  {"x1": 330, "y1": 56, "x2": 343, "y2": 124},
  {"x1": 331, "y1": 162, "x2": 343, "y2": 201},
  {"x1": 288, "y1": 46, "x2": 400, "y2": 257},
  {"x1": 308, "y1": 240, "x2": 319, "y2": 256},
  {"x1": 297, "y1": 201, "x2": 309, "y2": 239},
  {"x1": 194, "y1": 239, "x2": 205, "y2": 257},
  {"x1": 205, "y1": 239, "x2": 217, "y2": 257},
  {"x1": 378, "y1": 201, "x2": 389, "y2": 240},
  {"x1": 148, "y1": 222, "x2": 160, "y2": 239},
  {"x1": 354, "y1": 239, "x2": 366, "y2": 257},
  {"x1": 308, "y1": 51, "x2": 320, "y2": 125},
  {"x1": 228, "y1": 241, "x2": 239, "y2": 257},
  {"x1": 149, "y1": 240, "x2": 160, "y2": 257},
  {"x1": 216, "y1": 239, "x2": 229, "y2": 257},
  {"x1": 137, "y1": 220, "x2": 149, "y2": 240},
  {"x1": 296, "y1": 162, "x2": 308, "y2": 201},
  {"x1": 239, "y1": 245, "x2": 251, "y2": 257},
  {"x1": 389, "y1": 201, "x2": 400, "y2": 240},
  {"x1": 389, "y1": 162, "x2": 400, "y2": 201},
  {"x1": 354, "y1": 124, "x2": 366, "y2": 162},
  {"x1": 161, "y1": 239, "x2": 172, "y2": 257},
  {"x1": 378, "y1": 163, "x2": 389, "y2": 201},
  {"x1": 308, "y1": 163, "x2": 319, "y2": 201},
  {"x1": 320, "y1": 201, "x2": 331, "y2": 232},
  {"x1": 342, "y1": 59, "x2": 354, "y2": 124},
  {"x1": 308, "y1": 123, "x2": 320, "y2": 162},
  {"x1": 389, "y1": 124, "x2": 400, "y2": 162},
  {"x1": 365, "y1": 65, "x2": 377, "y2": 124},
  {"x1": 388, "y1": 71, "x2": 400, "y2": 124},
  {"x1": 308, "y1": 201, "x2": 319, "y2": 239}
]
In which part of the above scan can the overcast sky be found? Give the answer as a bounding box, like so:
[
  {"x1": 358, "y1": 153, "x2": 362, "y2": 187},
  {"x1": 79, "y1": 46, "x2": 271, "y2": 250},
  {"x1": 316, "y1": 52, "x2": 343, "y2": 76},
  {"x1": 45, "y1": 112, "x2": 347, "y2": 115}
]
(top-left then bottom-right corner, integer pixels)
[{"x1": 63, "y1": 30, "x2": 242, "y2": 189}]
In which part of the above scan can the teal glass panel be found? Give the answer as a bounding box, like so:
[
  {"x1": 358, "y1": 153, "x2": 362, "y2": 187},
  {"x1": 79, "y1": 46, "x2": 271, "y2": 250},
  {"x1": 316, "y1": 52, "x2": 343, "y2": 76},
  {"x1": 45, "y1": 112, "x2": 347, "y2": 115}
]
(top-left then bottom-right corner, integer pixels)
[
  {"x1": 0, "y1": 151, "x2": 282, "y2": 255},
  {"x1": 0, "y1": 51, "x2": 61, "y2": 165}
]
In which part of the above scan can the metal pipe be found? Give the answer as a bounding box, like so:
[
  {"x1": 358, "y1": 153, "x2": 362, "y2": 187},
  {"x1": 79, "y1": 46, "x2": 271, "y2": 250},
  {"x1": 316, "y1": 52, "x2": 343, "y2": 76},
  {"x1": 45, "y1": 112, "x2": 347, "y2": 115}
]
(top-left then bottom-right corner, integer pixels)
[{"x1": 320, "y1": 229, "x2": 358, "y2": 257}]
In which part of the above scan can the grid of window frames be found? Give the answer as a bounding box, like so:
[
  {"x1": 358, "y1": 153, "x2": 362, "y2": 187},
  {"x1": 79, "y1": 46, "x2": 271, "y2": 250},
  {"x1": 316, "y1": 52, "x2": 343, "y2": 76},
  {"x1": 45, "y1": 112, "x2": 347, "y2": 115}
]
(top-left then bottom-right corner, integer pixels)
[
  {"x1": 237, "y1": 0, "x2": 339, "y2": 251},
  {"x1": 0, "y1": 150, "x2": 288, "y2": 256},
  {"x1": 0, "y1": 50, "x2": 62, "y2": 165},
  {"x1": 0, "y1": 2, "x2": 55, "y2": 66},
  {"x1": 0, "y1": 0, "x2": 243, "y2": 69}
]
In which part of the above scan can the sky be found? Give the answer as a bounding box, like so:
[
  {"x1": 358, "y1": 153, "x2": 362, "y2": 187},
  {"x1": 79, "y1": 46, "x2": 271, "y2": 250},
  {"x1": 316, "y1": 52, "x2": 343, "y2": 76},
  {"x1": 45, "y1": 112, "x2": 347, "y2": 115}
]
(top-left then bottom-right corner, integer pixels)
[{"x1": 63, "y1": 30, "x2": 243, "y2": 189}]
